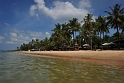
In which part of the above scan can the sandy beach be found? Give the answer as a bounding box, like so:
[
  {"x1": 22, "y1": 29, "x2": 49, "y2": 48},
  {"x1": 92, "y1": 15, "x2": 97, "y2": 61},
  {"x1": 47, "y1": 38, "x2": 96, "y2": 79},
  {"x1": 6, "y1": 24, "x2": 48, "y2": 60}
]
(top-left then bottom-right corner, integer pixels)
[{"x1": 20, "y1": 50, "x2": 124, "y2": 66}]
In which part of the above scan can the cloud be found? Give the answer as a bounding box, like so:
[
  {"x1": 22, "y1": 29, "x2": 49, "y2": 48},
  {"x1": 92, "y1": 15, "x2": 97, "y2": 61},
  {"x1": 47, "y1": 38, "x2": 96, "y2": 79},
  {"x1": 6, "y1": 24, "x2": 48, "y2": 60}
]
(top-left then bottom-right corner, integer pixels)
[
  {"x1": 6, "y1": 41, "x2": 15, "y2": 44},
  {"x1": 30, "y1": 5, "x2": 38, "y2": 16},
  {"x1": 28, "y1": 31, "x2": 43, "y2": 37},
  {"x1": 79, "y1": 0, "x2": 91, "y2": 8},
  {"x1": 0, "y1": 36, "x2": 4, "y2": 44},
  {"x1": 45, "y1": 32, "x2": 51, "y2": 38},
  {"x1": 6, "y1": 28, "x2": 51, "y2": 44},
  {"x1": 6, "y1": 32, "x2": 31, "y2": 44},
  {"x1": 28, "y1": 31, "x2": 51, "y2": 39},
  {"x1": 10, "y1": 32, "x2": 17, "y2": 38},
  {"x1": 29, "y1": 0, "x2": 91, "y2": 22},
  {"x1": 6, "y1": 29, "x2": 31, "y2": 44},
  {"x1": 4, "y1": 23, "x2": 10, "y2": 26}
]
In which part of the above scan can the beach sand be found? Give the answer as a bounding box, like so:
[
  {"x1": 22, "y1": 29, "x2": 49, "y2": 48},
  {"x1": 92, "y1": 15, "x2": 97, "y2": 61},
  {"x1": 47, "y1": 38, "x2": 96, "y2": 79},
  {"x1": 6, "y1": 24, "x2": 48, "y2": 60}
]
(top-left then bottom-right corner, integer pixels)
[{"x1": 20, "y1": 50, "x2": 124, "y2": 66}]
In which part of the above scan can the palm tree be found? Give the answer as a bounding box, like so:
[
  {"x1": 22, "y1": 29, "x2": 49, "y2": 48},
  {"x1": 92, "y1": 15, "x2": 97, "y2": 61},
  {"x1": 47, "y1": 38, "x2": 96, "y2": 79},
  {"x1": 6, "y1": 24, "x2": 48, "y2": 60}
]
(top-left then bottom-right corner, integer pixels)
[
  {"x1": 105, "y1": 4, "x2": 124, "y2": 49},
  {"x1": 31, "y1": 39, "x2": 35, "y2": 48},
  {"x1": 121, "y1": 26, "x2": 124, "y2": 39},
  {"x1": 61, "y1": 23, "x2": 72, "y2": 45},
  {"x1": 120, "y1": 16, "x2": 124, "y2": 38},
  {"x1": 51, "y1": 23, "x2": 62, "y2": 48},
  {"x1": 68, "y1": 18, "x2": 81, "y2": 45},
  {"x1": 96, "y1": 16, "x2": 109, "y2": 43},
  {"x1": 83, "y1": 14, "x2": 94, "y2": 32},
  {"x1": 82, "y1": 14, "x2": 94, "y2": 49},
  {"x1": 17, "y1": 47, "x2": 19, "y2": 50},
  {"x1": 35, "y1": 39, "x2": 40, "y2": 49}
]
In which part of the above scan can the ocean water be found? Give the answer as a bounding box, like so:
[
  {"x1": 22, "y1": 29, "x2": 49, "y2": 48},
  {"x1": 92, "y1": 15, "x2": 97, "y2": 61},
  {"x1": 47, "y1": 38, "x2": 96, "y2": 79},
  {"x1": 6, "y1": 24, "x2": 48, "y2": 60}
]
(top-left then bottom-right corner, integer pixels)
[{"x1": 0, "y1": 52, "x2": 124, "y2": 83}]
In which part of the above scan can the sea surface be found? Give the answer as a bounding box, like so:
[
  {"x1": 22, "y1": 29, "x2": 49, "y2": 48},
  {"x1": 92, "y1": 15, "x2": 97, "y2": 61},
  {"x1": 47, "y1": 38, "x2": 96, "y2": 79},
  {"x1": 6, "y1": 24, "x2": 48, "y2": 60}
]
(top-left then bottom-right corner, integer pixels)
[{"x1": 0, "y1": 52, "x2": 124, "y2": 83}]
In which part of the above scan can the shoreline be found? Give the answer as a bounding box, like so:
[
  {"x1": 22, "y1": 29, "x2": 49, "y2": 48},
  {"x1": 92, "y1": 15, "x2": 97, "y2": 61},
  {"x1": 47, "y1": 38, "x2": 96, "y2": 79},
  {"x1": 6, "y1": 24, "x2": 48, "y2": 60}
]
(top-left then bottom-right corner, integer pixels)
[{"x1": 19, "y1": 50, "x2": 124, "y2": 66}]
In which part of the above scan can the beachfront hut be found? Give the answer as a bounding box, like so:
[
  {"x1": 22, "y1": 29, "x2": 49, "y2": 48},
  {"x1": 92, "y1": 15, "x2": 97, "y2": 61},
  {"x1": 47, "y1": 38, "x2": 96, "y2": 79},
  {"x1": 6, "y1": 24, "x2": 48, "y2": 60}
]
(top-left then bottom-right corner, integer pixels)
[
  {"x1": 102, "y1": 42, "x2": 114, "y2": 46},
  {"x1": 102, "y1": 42, "x2": 115, "y2": 50},
  {"x1": 102, "y1": 39, "x2": 124, "y2": 50},
  {"x1": 113, "y1": 39, "x2": 124, "y2": 49},
  {"x1": 83, "y1": 44, "x2": 90, "y2": 50},
  {"x1": 30, "y1": 48, "x2": 39, "y2": 51}
]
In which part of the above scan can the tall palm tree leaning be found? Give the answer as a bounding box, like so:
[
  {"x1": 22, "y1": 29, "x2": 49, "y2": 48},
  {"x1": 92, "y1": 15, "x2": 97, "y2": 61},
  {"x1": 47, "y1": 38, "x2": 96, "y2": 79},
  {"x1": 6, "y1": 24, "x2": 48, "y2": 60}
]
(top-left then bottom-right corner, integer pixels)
[{"x1": 105, "y1": 4, "x2": 124, "y2": 49}]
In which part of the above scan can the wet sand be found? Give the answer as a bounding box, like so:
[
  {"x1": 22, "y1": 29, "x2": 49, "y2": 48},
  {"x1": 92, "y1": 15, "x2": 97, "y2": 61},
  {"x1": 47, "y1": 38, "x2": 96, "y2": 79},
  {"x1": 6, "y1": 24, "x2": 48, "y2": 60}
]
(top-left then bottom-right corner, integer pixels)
[{"x1": 20, "y1": 50, "x2": 124, "y2": 66}]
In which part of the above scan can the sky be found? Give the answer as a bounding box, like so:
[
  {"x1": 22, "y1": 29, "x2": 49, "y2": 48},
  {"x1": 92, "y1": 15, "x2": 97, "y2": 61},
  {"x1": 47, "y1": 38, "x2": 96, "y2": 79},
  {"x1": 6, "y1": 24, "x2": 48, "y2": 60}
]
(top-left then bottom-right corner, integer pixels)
[{"x1": 0, "y1": 0, "x2": 124, "y2": 50}]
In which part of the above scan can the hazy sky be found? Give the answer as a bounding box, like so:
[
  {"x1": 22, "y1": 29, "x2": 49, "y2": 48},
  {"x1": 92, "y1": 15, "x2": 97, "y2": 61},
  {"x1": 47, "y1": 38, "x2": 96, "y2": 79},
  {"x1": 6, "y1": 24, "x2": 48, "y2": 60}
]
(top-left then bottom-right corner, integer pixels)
[{"x1": 0, "y1": 0, "x2": 124, "y2": 50}]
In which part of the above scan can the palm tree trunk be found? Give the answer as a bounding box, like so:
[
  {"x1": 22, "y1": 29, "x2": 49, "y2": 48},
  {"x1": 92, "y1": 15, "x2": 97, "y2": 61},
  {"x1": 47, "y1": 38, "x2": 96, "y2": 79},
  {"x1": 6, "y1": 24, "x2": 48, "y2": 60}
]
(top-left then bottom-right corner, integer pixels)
[
  {"x1": 72, "y1": 31, "x2": 75, "y2": 46},
  {"x1": 99, "y1": 33, "x2": 101, "y2": 39},
  {"x1": 100, "y1": 32, "x2": 102, "y2": 44},
  {"x1": 103, "y1": 32, "x2": 105, "y2": 43},
  {"x1": 117, "y1": 27, "x2": 120, "y2": 50},
  {"x1": 74, "y1": 31, "x2": 76, "y2": 43}
]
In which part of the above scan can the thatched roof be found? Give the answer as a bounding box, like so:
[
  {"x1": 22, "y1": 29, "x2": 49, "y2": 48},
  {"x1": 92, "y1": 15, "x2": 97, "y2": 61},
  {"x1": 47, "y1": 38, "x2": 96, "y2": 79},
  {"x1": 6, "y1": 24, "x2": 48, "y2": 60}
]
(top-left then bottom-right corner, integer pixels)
[
  {"x1": 102, "y1": 42, "x2": 114, "y2": 46},
  {"x1": 83, "y1": 44, "x2": 89, "y2": 47}
]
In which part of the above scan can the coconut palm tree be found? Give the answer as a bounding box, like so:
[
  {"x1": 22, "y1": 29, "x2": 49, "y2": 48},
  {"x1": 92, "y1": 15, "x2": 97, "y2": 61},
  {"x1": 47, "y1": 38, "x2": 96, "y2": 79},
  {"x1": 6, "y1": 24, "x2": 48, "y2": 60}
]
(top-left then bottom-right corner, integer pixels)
[
  {"x1": 83, "y1": 14, "x2": 94, "y2": 32},
  {"x1": 96, "y1": 16, "x2": 109, "y2": 43},
  {"x1": 105, "y1": 4, "x2": 124, "y2": 49},
  {"x1": 120, "y1": 16, "x2": 124, "y2": 38},
  {"x1": 61, "y1": 23, "x2": 72, "y2": 45},
  {"x1": 68, "y1": 18, "x2": 81, "y2": 45},
  {"x1": 82, "y1": 14, "x2": 94, "y2": 49},
  {"x1": 51, "y1": 23, "x2": 63, "y2": 48}
]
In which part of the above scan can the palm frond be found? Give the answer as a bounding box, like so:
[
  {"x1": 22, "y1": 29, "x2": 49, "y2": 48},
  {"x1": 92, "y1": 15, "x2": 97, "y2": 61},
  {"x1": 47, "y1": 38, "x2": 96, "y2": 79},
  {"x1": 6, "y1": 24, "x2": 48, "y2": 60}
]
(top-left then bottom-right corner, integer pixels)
[{"x1": 104, "y1": 11, "x2": 112, "y2": 15}]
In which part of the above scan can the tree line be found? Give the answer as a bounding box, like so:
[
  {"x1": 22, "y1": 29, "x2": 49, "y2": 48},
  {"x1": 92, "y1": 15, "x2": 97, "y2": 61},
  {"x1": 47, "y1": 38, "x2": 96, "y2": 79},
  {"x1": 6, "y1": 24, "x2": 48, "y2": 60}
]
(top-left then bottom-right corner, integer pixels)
[{"x1": 18, "y1": 4, "x2": 124, "y2": 51}]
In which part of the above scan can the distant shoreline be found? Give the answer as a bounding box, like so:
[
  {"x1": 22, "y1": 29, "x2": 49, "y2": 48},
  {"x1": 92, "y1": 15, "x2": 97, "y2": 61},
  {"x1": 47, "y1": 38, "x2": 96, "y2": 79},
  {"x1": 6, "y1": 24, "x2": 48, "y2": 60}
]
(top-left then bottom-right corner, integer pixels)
[{"x1": 19, "y1": 50, "x2": 124, "y2": 66}]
